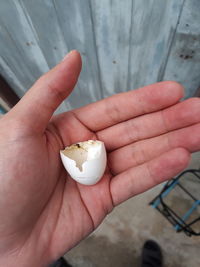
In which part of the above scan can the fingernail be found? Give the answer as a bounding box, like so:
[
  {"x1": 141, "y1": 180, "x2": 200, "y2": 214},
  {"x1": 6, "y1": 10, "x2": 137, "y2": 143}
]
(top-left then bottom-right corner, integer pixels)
[{"x1": 62, "y1": 50, "x2": 75, "y2": 61}]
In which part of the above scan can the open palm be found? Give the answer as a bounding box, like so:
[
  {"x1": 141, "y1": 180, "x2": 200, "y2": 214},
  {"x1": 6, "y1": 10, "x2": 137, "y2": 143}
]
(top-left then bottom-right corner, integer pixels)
[{"x1": 0, "y1": 51, "x2": 200, "y2": 266}]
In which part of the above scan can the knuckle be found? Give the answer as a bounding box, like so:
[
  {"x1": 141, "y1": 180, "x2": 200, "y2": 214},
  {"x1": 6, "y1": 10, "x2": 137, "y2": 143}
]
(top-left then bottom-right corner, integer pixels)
[
  {"x1": 36, "y1": 74, "x2": 66, "y2": 103},
  {"x1": 104, "y1": 98, "x2": 121, "y2": 124},
  {"x1": 124, "y1": 119, "x2": 140, "y2": 144},
  {"x1": 46, "y1": 81, "x2": 65, "y2": 103}
]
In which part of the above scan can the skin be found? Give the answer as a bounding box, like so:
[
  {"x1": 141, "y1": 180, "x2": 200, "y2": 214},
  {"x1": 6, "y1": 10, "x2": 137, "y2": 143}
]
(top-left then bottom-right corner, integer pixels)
[{"x1": 0, "y1": 50, "x2": 200, "y2": 266}]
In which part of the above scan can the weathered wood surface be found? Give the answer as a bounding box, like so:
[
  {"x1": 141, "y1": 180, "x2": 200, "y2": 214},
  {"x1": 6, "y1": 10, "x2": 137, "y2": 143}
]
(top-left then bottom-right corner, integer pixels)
[
  {"x1": 0, "y1": 0, "x2": 199, "y2": 112},
  {"x1": 163, "y1": 0, "x2": 200, "y2": 99}
]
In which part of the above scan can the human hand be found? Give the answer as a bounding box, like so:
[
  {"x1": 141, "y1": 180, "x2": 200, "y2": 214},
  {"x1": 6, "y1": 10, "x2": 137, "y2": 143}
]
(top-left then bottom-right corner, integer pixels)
[{"x1": 0, "y1": 51, "x2": 200, "y2": 266}]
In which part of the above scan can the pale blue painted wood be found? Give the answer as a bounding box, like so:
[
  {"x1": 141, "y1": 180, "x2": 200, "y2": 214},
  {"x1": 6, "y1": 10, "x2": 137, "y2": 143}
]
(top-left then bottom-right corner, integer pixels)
[
  {"x1": 128, "y1": 0, "x2": 185, "y2": 89},
  {"x1": 0, "y1": 0, "x2": 49, "y2": 84},
  {"x1": 162, "y1": 0, "x2": 200, "y2": 98},
  {"x1": 90, "y1": 0, "x2": 133, "y2": 97},
  {"x1": 0, "y1": 0, "x2": 199, "y2": 111},
  {"x1": 19, "y1": 0, "x2": 71, "y2": 112},
  {"x1": 54, "y1": 0, "x2": 103, "y2": 107},
  {"x1": 20, "y1": 0, "x2": 68, "y2": 68}
]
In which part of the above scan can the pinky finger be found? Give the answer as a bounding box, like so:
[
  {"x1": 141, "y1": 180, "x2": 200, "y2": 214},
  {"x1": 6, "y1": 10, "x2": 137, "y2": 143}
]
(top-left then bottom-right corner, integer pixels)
[{"x1": 110, "y1": 148, "x2": 190, "y2": 206}]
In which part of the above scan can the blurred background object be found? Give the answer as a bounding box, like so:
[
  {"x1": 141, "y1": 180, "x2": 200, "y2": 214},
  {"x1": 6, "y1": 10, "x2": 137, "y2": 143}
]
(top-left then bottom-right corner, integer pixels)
[
  {"x1": 194, "y1": 87, "x2": 200, "y2": 97},
  {"x1": 0, "y1": 74, "x2": 19, "y2": 114},
  {"x1": 150, "y1": 169, "x2": 200, "y2": 237}
]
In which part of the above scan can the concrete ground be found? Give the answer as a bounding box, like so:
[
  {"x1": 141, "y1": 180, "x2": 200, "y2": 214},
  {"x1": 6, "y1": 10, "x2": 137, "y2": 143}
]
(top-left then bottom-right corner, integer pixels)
[{"x1": 64, "y1": 152, "x2": 200, "y2": 267}]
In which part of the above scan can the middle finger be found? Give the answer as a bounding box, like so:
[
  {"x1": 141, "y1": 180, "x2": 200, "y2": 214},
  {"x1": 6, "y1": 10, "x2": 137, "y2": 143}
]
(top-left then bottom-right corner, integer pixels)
[{"x1": 97, "y1": 98, "x2": 200, "y2": 151}]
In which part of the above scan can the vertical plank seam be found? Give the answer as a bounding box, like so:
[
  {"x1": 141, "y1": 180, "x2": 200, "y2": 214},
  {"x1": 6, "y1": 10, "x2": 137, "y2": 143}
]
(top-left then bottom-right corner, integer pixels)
[
  {"x1": 88, "y1": 0, "x2": 104, "y2": 99},
  {"x1": 157, "y1": 0, "x2": 187, "y2": 82},
  {"x1": 52, "y1": 0, "x2": 75, "y2": 111},
  {"x1": 52, "y1": 0, "x2": 69, "y2": 53},
  {"x1": 18, "y1": 0, "x2": 51, "y2": 70},
  {"x1": 0, "y1": 16, "x2": 36, "y2": 85},
  {"x1": 127, "y1": 0, "x2": 134, "y2": 91},
  {"x1": 0, "y1": 19, "x2": 25, "y2": 65}
]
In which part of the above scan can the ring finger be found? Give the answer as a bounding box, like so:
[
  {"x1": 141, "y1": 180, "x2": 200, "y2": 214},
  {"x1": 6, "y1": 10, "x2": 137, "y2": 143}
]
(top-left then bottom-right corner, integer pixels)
[{"x1": 108, "y1": 123, "x2": 200, "y2": 175}]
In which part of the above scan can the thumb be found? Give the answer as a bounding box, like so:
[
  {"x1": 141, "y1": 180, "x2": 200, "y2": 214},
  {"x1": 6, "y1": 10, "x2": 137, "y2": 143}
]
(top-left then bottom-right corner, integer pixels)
[{"x1": 10, "y1": 50, "x2": 82, "y2": 133}]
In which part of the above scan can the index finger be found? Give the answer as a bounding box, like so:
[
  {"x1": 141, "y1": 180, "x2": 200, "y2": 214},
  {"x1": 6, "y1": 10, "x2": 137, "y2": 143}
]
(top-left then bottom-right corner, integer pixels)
[{"x1": 73, "y1": 81, "x2": 183, "y2": 131}]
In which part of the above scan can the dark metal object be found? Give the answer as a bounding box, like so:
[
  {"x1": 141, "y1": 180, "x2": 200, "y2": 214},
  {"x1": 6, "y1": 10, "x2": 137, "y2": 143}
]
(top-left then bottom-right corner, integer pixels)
[
  {"x1": 194, "y1": 87, "x2": 200, "y2": 97},
  {"x1": 150, "y1": 169, "x2": 200, "y2": 236},
  {"x1": 49, "y1": 257, "x2": 72, "y2": 267},
  {"x1": 0, "y1": 74, "x2": 19, "y2": 107}
]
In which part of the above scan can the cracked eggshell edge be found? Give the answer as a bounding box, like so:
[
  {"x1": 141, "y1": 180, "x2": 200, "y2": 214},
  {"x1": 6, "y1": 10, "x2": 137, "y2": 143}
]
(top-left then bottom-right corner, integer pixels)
[{"x1": 60, "y1": 144, "x2": 107, "y2": 185}]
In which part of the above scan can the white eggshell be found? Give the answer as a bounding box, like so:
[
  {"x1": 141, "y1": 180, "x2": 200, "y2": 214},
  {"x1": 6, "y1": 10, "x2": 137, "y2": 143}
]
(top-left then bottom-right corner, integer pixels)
[{"x1": 60, "y1": 140, "x2": 107, "y2": 185}]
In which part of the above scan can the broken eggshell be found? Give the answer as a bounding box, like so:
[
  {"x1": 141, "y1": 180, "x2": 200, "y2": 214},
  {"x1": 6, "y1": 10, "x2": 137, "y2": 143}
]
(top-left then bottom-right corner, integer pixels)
[{"x1": 60, "y1": 140, "x2": 107, "y2": 185}]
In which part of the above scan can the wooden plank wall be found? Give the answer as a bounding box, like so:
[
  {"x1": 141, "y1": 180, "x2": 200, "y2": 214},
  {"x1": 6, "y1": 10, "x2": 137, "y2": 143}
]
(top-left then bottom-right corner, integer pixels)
[{"x1": 0, "y1": 0, "x2": 199, "y2": 112}]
